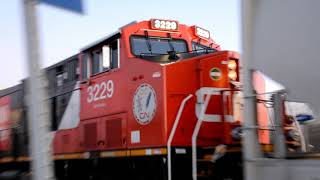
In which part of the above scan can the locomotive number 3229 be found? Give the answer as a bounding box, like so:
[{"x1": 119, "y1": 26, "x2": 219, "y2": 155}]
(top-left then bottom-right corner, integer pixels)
[{"x1": 87, "y1": 80, "x2": 114, "y2": 103}]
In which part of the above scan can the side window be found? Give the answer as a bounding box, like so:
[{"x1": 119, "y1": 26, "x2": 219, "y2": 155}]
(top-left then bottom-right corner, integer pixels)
[
  {"x1": 90, "y1": 39, "x2": 120, "y2": 76},
  {"x1": 56, "y1": 65, "x2": 64, "y2": 87},
  {"x1": 110, "y1": 40, "x2": 119, "y2": 69},
  {"x1": 63, "y1": 64, "x2": 68, "y2": 82},
  {"x1": 82, "y1": 53, "x2": 90, "y2": 80},
  {"x1": 92, "y1": 50, "x2": 103, "y2": 75},
  {"x1": 67, "y1": 60, "x2": 79, "y2": 81},
  {"x1": 102, "y1": 45, "x2": 111, "y2": 69}
]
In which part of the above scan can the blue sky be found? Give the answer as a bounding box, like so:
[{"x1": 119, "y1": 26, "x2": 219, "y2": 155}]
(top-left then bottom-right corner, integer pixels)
[{"x1": 0, "y1": 0, "x2": 240, "y2": 87}]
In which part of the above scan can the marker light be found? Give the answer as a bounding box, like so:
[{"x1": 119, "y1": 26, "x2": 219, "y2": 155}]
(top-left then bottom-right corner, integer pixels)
[
  {"x1": 228, "y1": 60, "x2": 237, "y2": 70},
  {"x1": 228, "y1": 70, "x2": 237, "y2": 81},
  {"x1": 150, "y1": 19, "x2": 179, "y2": 31},
  {"x1": 194, "y1": 26, "x2": 210, "y2": 39}
]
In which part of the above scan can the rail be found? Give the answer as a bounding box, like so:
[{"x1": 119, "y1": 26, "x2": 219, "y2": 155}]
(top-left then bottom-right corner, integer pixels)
[
  {"x1": 167, "y1": 94, "x2": 193, "y2": 180},
  {"x1": 192, "y1": 87, "x2": 227, "y2": 180}
]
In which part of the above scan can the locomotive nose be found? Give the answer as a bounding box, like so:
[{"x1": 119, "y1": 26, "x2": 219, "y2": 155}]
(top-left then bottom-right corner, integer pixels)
[{"x1": 165, "y1": 51, "x2": 241, "y2": 146}]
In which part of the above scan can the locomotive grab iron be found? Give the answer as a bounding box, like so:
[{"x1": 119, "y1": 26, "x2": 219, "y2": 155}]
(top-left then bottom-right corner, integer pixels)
[{"x1": 0, "y1": 19, "x2": 245, "y2": 180}]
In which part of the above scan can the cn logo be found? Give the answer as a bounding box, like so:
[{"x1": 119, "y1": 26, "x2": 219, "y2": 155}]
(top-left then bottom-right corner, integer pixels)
[
  {"x1": 139, "y1": 112, "x2": 149, "y2": 120},
  {"x1": 133, "y1": 84, "x2": 157, "y2": 125}
]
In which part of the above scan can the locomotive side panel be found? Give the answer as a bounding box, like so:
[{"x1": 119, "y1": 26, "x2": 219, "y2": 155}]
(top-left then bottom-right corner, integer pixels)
[
  {"x1": 0, "y1": 96, "x2": 12, "y2": 154},
  {"x1": 78, "y1": 35, "x2": 130, "y2": 152},
  {"x1": 80, "y1": 71, "x2": 126, "y2": 120},
  {"x1": 47, "y1": 56, "x2": 82, "y2": 154},
  {"x1": 120, "y1": 24, "x2": 168, "y2": 149},
  {"x1": 165, "y1": 58, "x2": 200, "y2": 146},
  {"x1": 125, "y1": 59, "x2": 166, "y2": 149},
  {"x1": 79, "y1": 113, "x2": 127, "y2": 151},
  {"x1": 0, "y1": 84, "x2": 26, "y2": 157}
]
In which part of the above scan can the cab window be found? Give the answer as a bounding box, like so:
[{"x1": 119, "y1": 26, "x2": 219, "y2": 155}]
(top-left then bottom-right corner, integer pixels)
[
  {"x1": 92, "y1": 50, "x2": 103, "y2": 75},
  {"x1": 81, "y1": 53, "x2": 90, "y2": 80},
  {"x1": 131, "y1": 36, "x2": 187, "y2": 55},
  {"x1": 192, "y1": 42, "x2": 217, "y2": 52},
  {"x1": 81, "y1": 39, "x2": 120, "y2": 79},
  {"x1": 110, "y1": 40, "x2": 119, "y2": 69}
]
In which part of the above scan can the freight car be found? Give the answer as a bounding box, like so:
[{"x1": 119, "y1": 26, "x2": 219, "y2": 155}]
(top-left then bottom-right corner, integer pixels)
[{"x1": 0, "y1": 19, "x2": 243, "y2": 180}]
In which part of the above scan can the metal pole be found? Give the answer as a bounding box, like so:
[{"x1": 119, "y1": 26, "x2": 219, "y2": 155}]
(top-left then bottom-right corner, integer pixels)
[
  {"x1": 273, "y1": 92, "x2": 286, "y2": 158},
  {"x1": 242, "y1": 0, "x2": 263, "y2": 180},
  {"x1": 22, "y1": 0, "x2": 55, "y2": 179}
]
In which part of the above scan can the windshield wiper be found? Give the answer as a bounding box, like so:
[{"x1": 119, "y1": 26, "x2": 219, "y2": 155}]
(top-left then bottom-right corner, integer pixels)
[
  {"x1": 166, "y1": 33, "x2": 179, "y2": 60},
  {"x1": 177, "y1": 47, "x2": 217, "y2": 55},
  {"x1": 144, "y1": 31, "x2": 152, "y2": 53},
  {"x1": 139, "y1": 52, "x2": 166, "y2": 56},
  {"x1": 167, "y1": 33, "x2": 175, "y2": 52}
]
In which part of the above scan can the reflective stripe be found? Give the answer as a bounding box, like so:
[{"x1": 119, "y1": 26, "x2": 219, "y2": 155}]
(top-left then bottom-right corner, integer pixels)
[
  {"x1": 130, "y1": 148, "x2": 167, "y2": 156},
  {"x1": 100, "y1": 150, "x2": 128, "y2": 158},
  {"x1": 224, "y1": 115, "x2": 234, "y2": 122},
  {"x1": 0, "y1": 157, "x2": 14, "y2": 163},
  {"x1": 54, "y1": 153, "x2": 86, "y2": 160},
  {"x1": 0, "y1": 148, "x2": 168, "y2": 163},
  {"x1": 16, "y1": 156, "x2": 30, "y2": 162}
]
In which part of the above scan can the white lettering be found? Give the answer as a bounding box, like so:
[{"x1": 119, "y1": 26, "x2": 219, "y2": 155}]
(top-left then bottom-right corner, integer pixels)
[
  {"x1": 153, "y1": 19, "x2": 178, "y2": 30},
  {"x1": 87, "y1": 80, "x2": 114, "y2": 103}
]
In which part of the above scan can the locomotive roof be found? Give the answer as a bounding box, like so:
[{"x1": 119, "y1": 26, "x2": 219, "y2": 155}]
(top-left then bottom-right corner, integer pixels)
[
  {"x1": 81, "y1": 21, "x2": 137, "y2": 52},
  {"x1": 0, "y1": 83, "x2": 23, "y2": 98},
  {"x1": 45, "y1": 54, "x2": 79, "y2": 71},
  {"x1": 81, "y1": 31, "x2": 120, "y2": 52}
]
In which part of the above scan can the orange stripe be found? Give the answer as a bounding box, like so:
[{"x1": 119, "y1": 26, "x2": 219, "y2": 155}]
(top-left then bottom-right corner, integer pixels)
[
  {"x1": 54, "y1": 153, "x2": 87, "y2": 160},
  {"x1": 100, "y1": 150, "x2": 128, "y2": 158},
  {"x1": 130, "y1": 149, "x2": 146, "y2": 156},
  {"x1": 0, "y1": 157, "x2": 14, "y2": 163},
  {"x1": 262, "y1": 144, "x2": 273, "y2": 152},
  {"x1": 16, "y1": 156, "x2": 31, "y2": 162},
  {"x1": 0, "y1": 148, "x2": 169, "y2": 163},
  {"x1": 130, "y1": 148, "x2": 167, "y2": 156},
  {"x1": 226, "y1": 147, "x2": 242, "y2": 153}
]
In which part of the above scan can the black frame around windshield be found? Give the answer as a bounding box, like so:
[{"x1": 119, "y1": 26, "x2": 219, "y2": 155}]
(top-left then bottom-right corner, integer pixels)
[
  {"x1": 130, "y1": 35, "x2": 188, "y2": 56},
  {"x1": 192, "y1": 42, "x2": 218, "y2": 52}
]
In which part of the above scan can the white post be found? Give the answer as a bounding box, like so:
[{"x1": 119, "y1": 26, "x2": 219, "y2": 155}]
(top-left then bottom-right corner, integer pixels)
[
  {"x1": 242, "y1": 0, "x2": 263, "y2": 180},
  {"x1": 273, "y1": 92, "x2": 287, "y2": 158},
  {"x1": 22, "y1": 0, "x2": 55, "y2": 180}
]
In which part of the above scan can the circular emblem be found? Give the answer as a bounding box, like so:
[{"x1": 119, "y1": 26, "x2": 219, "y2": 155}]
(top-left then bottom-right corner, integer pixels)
[
  {"x1": 133, "y1": 84, "x2": 157, "y2": 125},
  {"x1": 210, "y1": 68, "x2": 222, "y2": 81}
]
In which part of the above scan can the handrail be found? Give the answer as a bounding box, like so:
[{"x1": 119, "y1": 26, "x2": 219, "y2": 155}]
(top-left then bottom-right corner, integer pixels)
[
  {"x1": 192, "y1": 94, "x2": 211, "y2": 180},
  {"x1": 167, "y1": 94, "x2": 193, "y2": 180},
  {"x1": 192, "y1": 87, "x2": 227, "y2": 180}
]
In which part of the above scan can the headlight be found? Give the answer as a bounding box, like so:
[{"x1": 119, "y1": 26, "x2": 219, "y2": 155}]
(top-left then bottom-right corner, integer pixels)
[
  {"x1": 228, "y1": 70, "x2": 237, "y2": 81},
  {"x1": 228, "y1": 60, "x2": 237, "y2": 70}
]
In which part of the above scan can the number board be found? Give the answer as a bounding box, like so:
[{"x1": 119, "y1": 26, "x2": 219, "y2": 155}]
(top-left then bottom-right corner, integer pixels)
[
  {"x1": 150, "y1": 19, "x2": 179, "y2": 31},
  {"x1": 194, "y1": 26, "x2": 210, "y2": 40}
]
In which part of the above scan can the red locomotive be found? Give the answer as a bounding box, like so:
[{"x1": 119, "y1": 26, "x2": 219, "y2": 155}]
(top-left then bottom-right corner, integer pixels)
[{"x1": 0, "y1": 19, "x2": 242, "y2": 180}]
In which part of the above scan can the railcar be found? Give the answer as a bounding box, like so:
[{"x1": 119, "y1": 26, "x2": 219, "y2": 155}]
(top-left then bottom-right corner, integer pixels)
[{"x1": 0, "y1": 19, "x2": 243, "y2": 180}]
